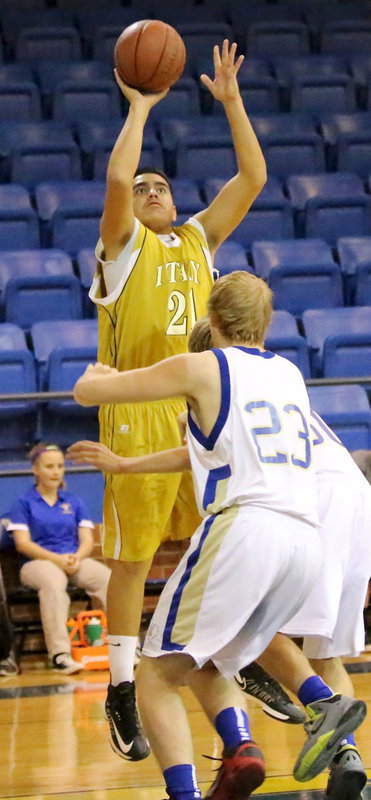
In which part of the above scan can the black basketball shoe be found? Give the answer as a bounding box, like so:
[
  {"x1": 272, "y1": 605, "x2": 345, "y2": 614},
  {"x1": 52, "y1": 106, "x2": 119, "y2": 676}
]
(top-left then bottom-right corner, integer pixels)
[
  {"x1": 234, "y1": 662, "x2": 306, "y2": 724},
  {"x1": 105, "y1": 680, "x2": 150, "y2": 761}
]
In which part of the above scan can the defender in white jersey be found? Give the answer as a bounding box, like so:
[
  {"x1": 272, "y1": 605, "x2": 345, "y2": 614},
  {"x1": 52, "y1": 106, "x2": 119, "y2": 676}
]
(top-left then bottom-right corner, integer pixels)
[{"x1": 72, "y1": 272, "x2": 366, "y2": 800}]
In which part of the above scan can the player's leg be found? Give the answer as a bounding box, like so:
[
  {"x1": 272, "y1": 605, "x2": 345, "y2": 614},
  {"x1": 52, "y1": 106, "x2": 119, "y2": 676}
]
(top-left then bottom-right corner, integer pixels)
[
  {"x1": 136, "y1": 653, "x2": 202, "y2": 800},
  {"x1": 235, "y1": 661, "x2": 306, "y2": 724},
  {"x1": 105, "y1": 556, "x2": 152, "y2": 762},
  {"x1": 188, "y1": 664, "x2": 265, "y2": 800},
  {"x1": 256, "y1": 634, "x2": 367, "y2": 783}
]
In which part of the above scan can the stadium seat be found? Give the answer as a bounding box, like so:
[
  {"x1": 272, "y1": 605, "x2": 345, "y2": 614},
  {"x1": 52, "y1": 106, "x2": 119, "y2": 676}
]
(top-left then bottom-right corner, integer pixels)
[
  {"x1": 171, "y1": 179, "x2": 204, "y2": 215},
  {"x1": 76, "y1": 117, "x2": 127, "y2": 178},
  {"x1": 0, "y1": 349, "x2": 37, "y2": 452},
  {"x1": 290, "y1": 75, "x2": 357, "y2": 114},
  {"x1": 320, "y1": 20, "x2": 371, "y2": 57},
  {"x1": 176, "y1": 23, "x2": 233, "y2": 74},
  {"x1": 146, "y1": 78, "x2": 201, "y2": 122},
  {"x1": 0, "y1": 185, "x2": 39, "y2": 251},
  {"x1": 175, "y1": 139, "x2": 237, "y2": 182},
  {"x1": 273, "y1": 54, "x2": 349, "y2": 91},
  {"x1": 302, "y1": 306, "x2": 371, "y2": 375},
  {"x1": 247, "y1": 21, "x2": 310, "y2": 59},
  {"x1": 252, "y1": 238, "x2": 335, "y2": 280},
  {"x1": 0, "y1": 8, "x2": 75, "y2": 52},
  {"x1": 0, "y1": 80, "x2": 41, "y2": 122},
  {"x1": 40, "y1": 346, "x2": 99, "y2": 445},
  {"x1": 337, "y1": 236, "x2": 371, "y2": 304},
  {"x1": 34, "y1": 180, "x2": 105, "y2": 252},
  {"x1": 5, "y1": 275, "x2": 83, "y2": 330},
  {"x1": 30, "y1": 318, "x2": 97, "y2": 389},
  {"x1": 213, "y1": 241, "x2": 250, "y2": 276},
  {"x1": 0, "y1": 322, "x2": 28, "y2": 351},
  {"x1": 252, "y1": 238, "x2": 342, "y2": 317},
  {"x1": 0, "y1": 248, "x2": 74, "y2": 308},
  {"x1": 322, "y1": 332, "x2": 371, "y2": 378},
  {"x1": 15, "y1": 26, "x2": 82, "y2": 62},
  {"x1": 308, "y1": 384, "x2": 371, "y2": 450},
  {"x1": 0, "y1": 121, "x2": 81, "y2": 188},
  {"x1": 286, "y1": 172, "x2": 370, "y2": 241},
  {"x1": 36, "y1": 59, "x2": 112, "y2": 114},
  {"x1": 52, "y1": 80, "x2": 121, "y2": 123}
]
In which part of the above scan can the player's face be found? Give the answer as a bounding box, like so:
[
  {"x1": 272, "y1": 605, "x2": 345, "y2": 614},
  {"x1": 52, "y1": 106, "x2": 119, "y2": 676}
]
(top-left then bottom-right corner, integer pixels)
[
  {"x1": 133, "y1": 173, "x2": 176, "y2": 233},
  {"x1": 33, "y1": 450, "x2": 65, "y2": 492}
]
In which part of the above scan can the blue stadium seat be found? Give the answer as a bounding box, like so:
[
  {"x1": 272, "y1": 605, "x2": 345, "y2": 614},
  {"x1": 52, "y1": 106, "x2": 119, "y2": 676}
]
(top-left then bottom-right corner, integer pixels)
[
  {"x1": 252, "y1": 238, "x2": 335, "y2": 279},
  {"x1": 0, "y1": 80, "x2": 41, "y2": 122},
  {"x1": 320, "y1": 20, "x2": 371, "y2": 56},
  {"x1": 76, "y1": 248, "x2": 96, "y2": 290},
  {"x1": 337, "y1": 236, "x2": 371, "y2": 304},
  {"x1": 0, "y1": 8, "x2": 75, "y2": 52},
  {"x1": 336, "y1": 132, "x2": 371, "y2": 178},
  {"x1": 0, "y1": 248, "x2": 74, "y2": 307},
  {"x1": 266, "y1": 308, "x2": 299, "y2": 338},
  {"x1": 247, "y1": 21, "x2": 310, "y2": 59},
  {"x1": 75, "y1": 8, "x2": 140, "y2": 54},
  {"x1": 286, "y1": 172, "x2": 370, "y2": 241},
  {"x1": 0, "y1": 322, "x2": 28, "y2": 351},
  {"x1": 0, "y1": 349, "x2": 37, "y2": 452},
  {"x1": 252, "y1": 238, "x2": 342, "y2": 317},
  {"x1": 260, "y1": 131, "x2": 325, "y2": 179},
  {"x1": 15, "y1": 26, "x2": 82, "y2": 62},
  {"x1": 203, "y1": 175, "x2": 285, "y2": 207},
  {"x1": 52, "y1": 80, "x2": 121, "y2": 123},
  {"x1": 302, "y1": 306, "x2": 371, "y2": 375},
  {"x1": 176, "y1": 23, "x2": 233, "y2": 73},
  {"x1": 171, "y1": 179, "x2": 204, "y2": 215},
  {"x1": 0, "y1": 185, "x2": 39, "y2": 251},
  {"x1": 40, "y1": 346, "x2": 99, "y2": 445},
  {"x1": 34, "y1": 180, "x2": 104, "y2": 252},
  {"x1": 273, "y1": 54, "x2": 349, "y2": 91},
  {"x1": 4, "y1": 275, "x2": 83, "y2": 330},
  {"x1": 322, "y1": 332, "x2": 371, "y2": 378},
  {"x1": 76, "y1": 117, "x2": 125, "y2": 179},
  {"x1": 290, "y1": 75, "x2": 356, "y2": 114},
  {"x1": 308, "y1": 384, "x2": 371, "y2": 450},
  {"x1": 30, "y1": 318, "x2": 97, "y2": 389},
  {"x1": 175, "y1": 139, "x2": 237, "y2": 182},
  {"x1": 36, "y1": 59, "x2": 112, "y2": 115},
  {"x1": 214, "y1": 241, "x2": 250, "y2": 276},
  {"x1": 0, "y1": 121, "x2": 81, "y2": 188},
  {"x1": 228, "y1": 201, "x2": 295, "y2": 253},
  {"x1": 146, "y1": 78, "x2": 201, "y2": 122},
  {"x1": 92, "y1": 129, "x2": 163, "y2": 180}
]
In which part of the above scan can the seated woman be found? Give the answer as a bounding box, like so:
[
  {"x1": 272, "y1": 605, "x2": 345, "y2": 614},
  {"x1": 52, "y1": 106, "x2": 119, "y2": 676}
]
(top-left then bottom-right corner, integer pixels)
[{"x1": 7, "y1": 443, "x2": 110, "y2": 674}]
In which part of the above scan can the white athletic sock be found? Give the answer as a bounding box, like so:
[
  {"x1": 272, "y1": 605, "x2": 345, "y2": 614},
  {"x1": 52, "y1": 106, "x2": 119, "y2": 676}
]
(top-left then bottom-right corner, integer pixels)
[{"x1": 108, "y1": 635, "x2": 138, "y2": 685}]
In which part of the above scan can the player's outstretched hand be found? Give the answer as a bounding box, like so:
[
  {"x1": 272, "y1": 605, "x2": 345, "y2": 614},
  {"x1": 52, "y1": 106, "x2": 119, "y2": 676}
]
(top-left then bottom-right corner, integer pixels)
[
  {"x1": 67, "y1": 440, "x2": 124, "y2": 474},
  {"x1": 200, "y1": 40, "x2": 244, "y2": 103},
  {"x1": 114, "y1": 68, "x2": 169, "y2": 108}
]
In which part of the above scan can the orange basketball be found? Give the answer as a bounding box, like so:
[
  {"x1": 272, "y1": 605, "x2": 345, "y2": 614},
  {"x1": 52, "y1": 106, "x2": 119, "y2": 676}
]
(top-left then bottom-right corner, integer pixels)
[{"x1": 114, "y1": 19, "x2": 186, "y2": 93}]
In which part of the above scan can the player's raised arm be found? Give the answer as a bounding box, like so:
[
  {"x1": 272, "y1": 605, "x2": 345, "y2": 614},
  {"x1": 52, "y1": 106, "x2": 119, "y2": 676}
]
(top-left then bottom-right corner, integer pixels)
[
  {"x1": 100, "y1": 74, "x2": 168, "y2": 261},
  {"x1": 195, "y1": 40, "x2": 267, "y2": 254}
]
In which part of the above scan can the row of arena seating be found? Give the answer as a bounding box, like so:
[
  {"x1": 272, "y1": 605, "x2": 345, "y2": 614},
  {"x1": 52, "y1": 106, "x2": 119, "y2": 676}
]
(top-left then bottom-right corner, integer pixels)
[
  {"x1": 1, "y1": 236, "x2": 371, "y2": 323},
  {"x1": 2, "y1": 112, "x2": 371, "y2": 182},
  {"x1": 2, "y1": 176, "x2": 371, "y2": 258},
  {"x1": 0, "y1": 3, "x2": 371, "y2": 62},
  {"x1": 2, "y1": 71, "x2": 371, "y2": 123},
  {"x1": 1, "y1": 315, "x2": 371, "y2": 452}
]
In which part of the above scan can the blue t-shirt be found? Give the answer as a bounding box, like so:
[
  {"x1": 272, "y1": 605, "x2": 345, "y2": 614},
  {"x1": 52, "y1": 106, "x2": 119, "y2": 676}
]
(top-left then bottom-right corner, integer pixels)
[{"x1": 7, "y1": 486, "x2": 93, "y2": 559}]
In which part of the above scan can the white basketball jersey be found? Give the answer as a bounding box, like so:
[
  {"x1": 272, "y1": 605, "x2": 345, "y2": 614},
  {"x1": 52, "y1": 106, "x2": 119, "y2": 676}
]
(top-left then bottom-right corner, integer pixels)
[
  {"x1": 187, "y1": 346, "x2": 318, "y2": 526},
  {"x1": 310, "y1": 410, "x2": 371, "y2": 488}
]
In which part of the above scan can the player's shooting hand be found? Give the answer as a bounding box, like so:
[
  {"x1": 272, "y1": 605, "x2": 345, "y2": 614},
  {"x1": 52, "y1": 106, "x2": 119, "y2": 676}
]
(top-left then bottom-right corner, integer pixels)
[
  {"x1": 200, "y1": 40, "x2": 243, "y2": 103},
  {"x1": 114, "y1": 69, "x2": 168, "y2": 108},
  {"x1": 67, "y1": 441, "x2": 124, "y2": 474}
]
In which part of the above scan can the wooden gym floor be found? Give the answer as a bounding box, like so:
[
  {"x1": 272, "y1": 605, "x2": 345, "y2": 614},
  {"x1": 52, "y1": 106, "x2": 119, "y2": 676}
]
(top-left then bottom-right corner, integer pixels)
[{"x1": 1, "y1": 652, "x2": 371, "y2": 800}]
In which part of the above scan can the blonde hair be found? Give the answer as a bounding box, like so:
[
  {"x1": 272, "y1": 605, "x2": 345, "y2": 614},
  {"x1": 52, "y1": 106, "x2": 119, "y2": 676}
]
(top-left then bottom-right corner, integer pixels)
[
  {"x1": 207, "y1": 270, "x2": 272, "y2": 345},
  {"x1": 188, "y1": 318, "x2": 212, "y2": 353}
]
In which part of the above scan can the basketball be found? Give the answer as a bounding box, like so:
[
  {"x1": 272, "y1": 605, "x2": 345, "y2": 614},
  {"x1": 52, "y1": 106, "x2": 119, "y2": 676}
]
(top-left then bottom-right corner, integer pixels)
[{"x1": 114, "y1": 19, "x2": 186, "y2": 93}]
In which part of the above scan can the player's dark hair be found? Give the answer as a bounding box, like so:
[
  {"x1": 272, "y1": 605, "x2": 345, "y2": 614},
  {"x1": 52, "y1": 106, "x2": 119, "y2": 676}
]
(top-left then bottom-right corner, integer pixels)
[{"x1": 134, "y1": 166, "x2": 173, "y2": 195}]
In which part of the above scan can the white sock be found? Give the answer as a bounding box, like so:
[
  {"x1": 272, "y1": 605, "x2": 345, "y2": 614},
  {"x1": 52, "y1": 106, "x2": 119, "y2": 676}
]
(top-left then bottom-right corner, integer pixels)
[{"x1": 108, "y1": 635, "x2": 138, "y2": 685}]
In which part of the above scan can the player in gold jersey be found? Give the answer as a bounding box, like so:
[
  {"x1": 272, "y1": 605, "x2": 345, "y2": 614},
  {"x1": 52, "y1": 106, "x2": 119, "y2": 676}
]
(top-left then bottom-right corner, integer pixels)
[{"x1": 88, "y1": 40, "x2": 267, "y2": 761}]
